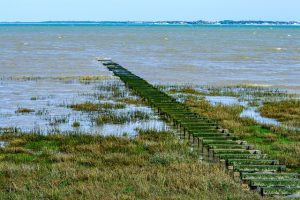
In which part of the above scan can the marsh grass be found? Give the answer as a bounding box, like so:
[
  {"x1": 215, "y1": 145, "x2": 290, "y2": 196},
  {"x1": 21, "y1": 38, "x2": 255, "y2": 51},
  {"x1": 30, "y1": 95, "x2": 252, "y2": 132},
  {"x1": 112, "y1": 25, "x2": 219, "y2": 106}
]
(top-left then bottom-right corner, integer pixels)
[
  {"x1": 96, "y1": 114, "x2": 128, "y2": 125},
  {"x1": 203, "y1": 84, "x2": 297, "y2": 99},
  {"x1": 0, "y1": 130, "x2": 263, "y2": 199},
  {"x1": 167, "y1": 86, "x2": 206, "y2": 95},
  {"x1": 119, "y1": 97, "x2": 146, "y2": 106},
  {"x1": 95, "y1": 83, "x2": 127, "y2": 98},
  {"x1": 35, "y1": 109, "x2": 49, "y2": 116},
  {"x1": 96, "y1": 111, "x2": 150, "y2": 125},
  {"x1": 259, "y1": 100, "x2": 300, "y2": 128},
  {"x1": 47, "y1": 116, "x2": 69, "y2": 126},
  {"x1": 72, "y1": 121, "x2": 80, "y2": 128},
  {"x1": 70, "y1": 102, "x2": 126, "y2": 112},
  {"x1": 70, "y1": 102, "x2": 101, "y2": 112},
  {"x1": 0, "y1": 127, "x2": 19, "y2": 134},
  {"x1": 16, "y1": 108, "x2": 35, "y2": 113},
  {"x1": 101, "y1": 103, "x2": 126, "y2": 110},
  {"x1": 78, "y1": 76, "x2": 114, "y2": 84},
  {"x1": 159, "y1": 84, "x2": 298, "y2": 100}
]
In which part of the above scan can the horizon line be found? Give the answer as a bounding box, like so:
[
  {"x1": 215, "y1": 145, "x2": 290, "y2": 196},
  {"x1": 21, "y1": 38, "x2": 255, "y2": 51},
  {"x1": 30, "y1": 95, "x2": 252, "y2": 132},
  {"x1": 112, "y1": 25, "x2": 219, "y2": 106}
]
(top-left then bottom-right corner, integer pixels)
[{"x1": 1, "y1": 19, "x2": 300, "y2": 23}]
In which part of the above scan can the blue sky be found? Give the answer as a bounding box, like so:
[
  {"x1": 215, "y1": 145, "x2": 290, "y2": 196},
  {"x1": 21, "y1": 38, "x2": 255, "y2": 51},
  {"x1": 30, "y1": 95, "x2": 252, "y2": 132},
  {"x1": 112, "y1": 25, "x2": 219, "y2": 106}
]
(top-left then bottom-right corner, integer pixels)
[{"x1": 0, "y1": 0, "x2": 300, "y2": 22}]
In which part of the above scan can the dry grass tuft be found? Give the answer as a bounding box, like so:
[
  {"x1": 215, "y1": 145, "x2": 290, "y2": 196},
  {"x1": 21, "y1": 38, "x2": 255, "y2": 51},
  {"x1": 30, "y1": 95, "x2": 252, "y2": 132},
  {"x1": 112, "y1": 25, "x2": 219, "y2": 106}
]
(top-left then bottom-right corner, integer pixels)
[
  {"x1": 70, "y1": 102, "x2": 126, "y2": 112},
  {"x1": 259, "y1": 100, "x2": 300, "y2": 128},
  {"x1": 16, "y1": 108, "x2": 35, "y2": 113},
  {"x1": 119, "y1": 97, "x2": 145, "y2": 106}
]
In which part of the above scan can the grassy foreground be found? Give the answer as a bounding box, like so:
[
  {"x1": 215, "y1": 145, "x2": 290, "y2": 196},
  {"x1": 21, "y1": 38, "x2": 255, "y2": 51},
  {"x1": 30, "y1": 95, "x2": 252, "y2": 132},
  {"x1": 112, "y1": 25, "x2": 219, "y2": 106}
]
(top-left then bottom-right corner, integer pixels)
[{"x1": 0, "y1": 130, "x2": 263, "y2": 200}]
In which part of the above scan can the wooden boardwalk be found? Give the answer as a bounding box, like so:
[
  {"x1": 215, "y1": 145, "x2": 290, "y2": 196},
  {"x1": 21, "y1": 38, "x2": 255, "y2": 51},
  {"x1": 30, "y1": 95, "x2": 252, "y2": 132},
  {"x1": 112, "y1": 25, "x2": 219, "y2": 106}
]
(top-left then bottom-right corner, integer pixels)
[{"x1": 100, "y1": 60, "x2": 300, "y2": 197}]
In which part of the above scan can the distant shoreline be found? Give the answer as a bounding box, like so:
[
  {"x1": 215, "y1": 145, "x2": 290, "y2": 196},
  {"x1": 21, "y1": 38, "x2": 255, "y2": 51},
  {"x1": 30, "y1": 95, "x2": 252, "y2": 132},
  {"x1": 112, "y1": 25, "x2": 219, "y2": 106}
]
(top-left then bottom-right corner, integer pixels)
[{"x1": 1, "y1": 20, "x2": 300, "y2": 26}]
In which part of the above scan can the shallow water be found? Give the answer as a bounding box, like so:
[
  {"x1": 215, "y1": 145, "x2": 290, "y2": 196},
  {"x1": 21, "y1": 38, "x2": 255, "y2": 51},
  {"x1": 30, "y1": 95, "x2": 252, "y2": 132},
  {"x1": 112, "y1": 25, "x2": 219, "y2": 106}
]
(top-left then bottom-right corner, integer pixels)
[
  {"x1": 0, "y1": 25, "x2": 299, "y2": 92},
  {"x1": 205, "y1": 96, "x2": 241, "y2": 106},
  {"x1": 0, "y1": 77, "x2": 168, "y2": 136},
  {"x1": 240, "y1": 107, "x2": 280, "y2": 126},
  {"x1": 0, "y1": 141, "x2": 6, "y2": 148}
]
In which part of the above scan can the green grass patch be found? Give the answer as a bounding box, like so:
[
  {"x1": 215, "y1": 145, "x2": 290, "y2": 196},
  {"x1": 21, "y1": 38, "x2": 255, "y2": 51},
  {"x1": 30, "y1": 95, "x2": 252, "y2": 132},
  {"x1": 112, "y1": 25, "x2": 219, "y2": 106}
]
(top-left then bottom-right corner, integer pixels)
[
  {"x1": 25, "y1": 140, "x2": 60, "y2": 151},
  {"x1": 2, "y1": 153, "x2": 38, "y2": 163},
  {"x1": 246, "y1": 125, "x2": 270, "y2": 134}
]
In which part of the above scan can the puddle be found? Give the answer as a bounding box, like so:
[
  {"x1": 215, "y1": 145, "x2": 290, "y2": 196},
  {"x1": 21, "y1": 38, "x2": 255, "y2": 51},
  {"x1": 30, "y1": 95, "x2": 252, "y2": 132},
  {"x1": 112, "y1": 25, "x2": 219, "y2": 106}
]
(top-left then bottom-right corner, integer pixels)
[
  {"x1": 0, "y1": 141, "x2": 7, "y2": 148},
  {"x1": 205, "y1": 96, "x2": 241, "y2": 106},
  {"x1": 240, "y1": 107, "x2": 280, "y2": 126}
]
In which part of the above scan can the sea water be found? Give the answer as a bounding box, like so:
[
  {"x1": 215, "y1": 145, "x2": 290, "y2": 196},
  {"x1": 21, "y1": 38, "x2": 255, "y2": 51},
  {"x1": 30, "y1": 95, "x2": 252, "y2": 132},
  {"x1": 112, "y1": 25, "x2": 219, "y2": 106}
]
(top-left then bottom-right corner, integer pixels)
[{"x1": 0, "y1": 24, "x2": 299, "y2": 90}]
